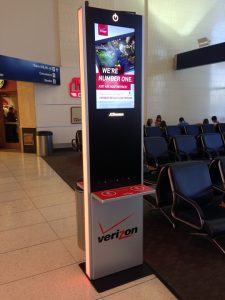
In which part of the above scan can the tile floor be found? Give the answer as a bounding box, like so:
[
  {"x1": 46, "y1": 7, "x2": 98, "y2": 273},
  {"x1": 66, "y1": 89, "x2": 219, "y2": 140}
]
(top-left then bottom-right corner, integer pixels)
[{"x1": 0, "y1": 151, "x2": 176, "y2": 300}]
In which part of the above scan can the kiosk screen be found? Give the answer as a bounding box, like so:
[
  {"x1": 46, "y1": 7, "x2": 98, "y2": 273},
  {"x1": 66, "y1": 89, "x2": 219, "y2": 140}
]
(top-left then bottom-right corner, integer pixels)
[{"x1": 95, "y1": 23, "x2": 135, "y2": 109}]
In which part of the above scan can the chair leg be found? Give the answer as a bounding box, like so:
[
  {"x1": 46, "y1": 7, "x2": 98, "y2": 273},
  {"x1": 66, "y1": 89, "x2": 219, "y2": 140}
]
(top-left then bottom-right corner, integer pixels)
[
  {"x1": 144, "y1": 198, "x2": 175, "y2": 229},
  {"x1": 190, "y1": 232, "x2": 225, "y2": 255},
  {"x1": 211, "y1": 238, "x2": 225, "y2": 255},
  {"x1": 189, "y1": 232, "x2": 208, "y2": 237},
  {"x1": 160, "y1": 208, "x2": 176, "y2": 229}
]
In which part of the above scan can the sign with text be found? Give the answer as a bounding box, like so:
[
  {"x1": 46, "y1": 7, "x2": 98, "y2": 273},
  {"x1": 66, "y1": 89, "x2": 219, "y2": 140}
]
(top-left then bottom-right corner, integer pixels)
[
  {"x1": 69, "y1": 77, "x2": 81, "y2": 97},
  {"x1": 95, "y1": 24, "x2": 135, "y2": 109},
  {"x1": 0, "y1": 55, "x2": 60, "y2": 85},
  {"x1": 71, "y1": 106, "x2": 81, "y2": 124}
]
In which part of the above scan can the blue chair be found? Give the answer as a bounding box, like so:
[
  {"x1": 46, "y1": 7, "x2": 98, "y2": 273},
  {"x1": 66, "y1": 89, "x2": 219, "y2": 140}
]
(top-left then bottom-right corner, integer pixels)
[
  {"x1": 217, "y1": 123, "x2": 225, "y2": 134},
  {"x1": 144, "y1": 137, "x2": 179, "y2": 168},
  {"x1": 199, "y1": 133, "x2": 225, "y2": 158},
  {"x1": 183, "y1": 124, "x2": 200, "y2": 137},
  {"x1": 172, "y1": 135, "x2": 210, "y2": 161},
  {"x1": 209, "y1": 157, "x2": 225, "y2": 191},
  {"x1": 144, "y1": 136, "x2": 179, "y2": 183},
  {"x1": 200, "y1": 124, "x2": 217, "y2": 133},
  {"x1": 165, "y1": 125, "x2": 183, "y2": 140},
  {"x1": 145, "y1": 126, "x2": 162, "y2": 137},
  {"x1": 169, "y1": 160, "x2": 225, "y2": 254}
]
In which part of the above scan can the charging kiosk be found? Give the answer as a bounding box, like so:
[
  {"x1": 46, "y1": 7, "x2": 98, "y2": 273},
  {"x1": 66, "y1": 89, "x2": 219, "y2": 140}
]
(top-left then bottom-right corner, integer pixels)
[{"x1": 78, "y1": 2, "x2": 154, "y2": 280}]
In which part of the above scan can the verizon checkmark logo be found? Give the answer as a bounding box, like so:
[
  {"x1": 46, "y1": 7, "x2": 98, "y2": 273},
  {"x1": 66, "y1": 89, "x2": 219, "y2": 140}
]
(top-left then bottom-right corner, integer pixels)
[{"x1": 98, "y1": 213, "x2": 138, "y2": 243}]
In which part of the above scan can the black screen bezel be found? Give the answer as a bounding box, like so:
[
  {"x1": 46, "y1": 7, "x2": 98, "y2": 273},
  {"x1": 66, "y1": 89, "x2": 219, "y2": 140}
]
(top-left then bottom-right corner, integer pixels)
[{"x1": 85, "y1": 6, "x2": 143, "y2": 192}]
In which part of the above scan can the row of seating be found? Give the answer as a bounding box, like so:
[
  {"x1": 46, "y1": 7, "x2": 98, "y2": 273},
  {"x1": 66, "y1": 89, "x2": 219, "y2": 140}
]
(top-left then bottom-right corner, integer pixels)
[
  {"x1": 144, "y1": 123, "x2": 225, "y2": 138},
  {"x1": 144, "y1": 158, "x2": 225, "y2": 254},
  {"x1": 144, "y1": 132, "x2": 225, "y2": 183}
]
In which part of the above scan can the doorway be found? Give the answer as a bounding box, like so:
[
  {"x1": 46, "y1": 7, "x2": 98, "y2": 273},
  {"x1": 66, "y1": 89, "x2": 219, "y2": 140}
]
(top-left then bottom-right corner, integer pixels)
[{"x1": 0, "y1": 81, "x2": 21, "y2": 151}]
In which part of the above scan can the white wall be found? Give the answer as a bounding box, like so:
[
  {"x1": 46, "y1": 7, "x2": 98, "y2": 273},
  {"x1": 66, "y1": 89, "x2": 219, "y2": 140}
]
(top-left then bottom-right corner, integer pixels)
[
  {"x1": 0, "y1": 0, "x2": 60, "y2": 65},
  {"x1": 147, "y1": 0, "x2": 225, "y2": 125},
  {"x1": 35, "y1": 66, "x2": 81, "y2": 147},
  {"x1": 2, "y1": 0, "x2": 225, "y2": 146}
]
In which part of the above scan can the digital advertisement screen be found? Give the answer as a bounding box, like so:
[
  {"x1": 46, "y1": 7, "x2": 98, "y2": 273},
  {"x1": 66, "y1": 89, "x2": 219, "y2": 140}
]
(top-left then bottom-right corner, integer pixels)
[{"x1": 95, "y1": 23, "x2": 135, "y2": 109}]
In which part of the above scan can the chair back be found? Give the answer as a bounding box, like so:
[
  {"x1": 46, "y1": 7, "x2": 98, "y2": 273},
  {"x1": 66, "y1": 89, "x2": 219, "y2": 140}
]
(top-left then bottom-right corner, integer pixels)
[
  {"x1": 217, "y1": 123, "x2": 225, "y2": 133},
  {"x1": 145, "y1": 126, "x2": 162, "y2": 137},
  {"x1": 209, "y1": 158, "x2": 223, "y2": 185},
  {"x1": 173, "y1": 135, "x2": 197, "y2": 154},
  {"x1": 165, "y1": 125, "x2": 182, "y2": 138},
  {"x1": 156, "y1": 164, "x2": 173, "y2": 207},
  {"x1": 144, "y1": 137, "x2": 168, "y2": 157},
  {"x1": 200, "y1": 124, "x2": 217, "y2": 133},
  {"x1": 169, "y1": 161, "x2": 213, "y2": 207},
  {"x1": 75, "y1": 130, "x2": 82, "y2": 152},
  {"x1": 201, "y1": 133, "x2": 224, "y2": 152},
  {"x1": 184, "y1": 124, "x2": 200, "y2": 136}
]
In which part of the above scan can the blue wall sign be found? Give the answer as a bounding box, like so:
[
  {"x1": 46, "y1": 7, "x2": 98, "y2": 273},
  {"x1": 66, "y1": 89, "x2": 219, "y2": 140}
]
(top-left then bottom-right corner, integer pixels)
[{"x1": 0, "y1": 55, "x2": 60, "y2": 85}]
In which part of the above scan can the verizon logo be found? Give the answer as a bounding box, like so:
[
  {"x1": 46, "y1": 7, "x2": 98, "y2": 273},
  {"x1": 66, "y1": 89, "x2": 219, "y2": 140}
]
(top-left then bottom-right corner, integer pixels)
[
  {"x1": 98, "y1": 24, "x2": 108, "y2": 36},
  {"x1": 98, "y1": 214, "x2": 138, "y2": 243},
  {"x1": 99, "y1": 28, "x2": 107, "y2": 34}
]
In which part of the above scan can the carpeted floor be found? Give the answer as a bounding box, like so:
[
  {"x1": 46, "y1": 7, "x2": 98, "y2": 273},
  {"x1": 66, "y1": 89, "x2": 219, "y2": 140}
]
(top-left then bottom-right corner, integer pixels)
[
  {"x1": 43, "y1": 149, "x2": 83, "y2": 190},
  {"x1": 43, "y1": 149, "x2": 225, "y2": 300},
  {"x1": 143, "y1": 201, "x2": 225, "y2": 300}
]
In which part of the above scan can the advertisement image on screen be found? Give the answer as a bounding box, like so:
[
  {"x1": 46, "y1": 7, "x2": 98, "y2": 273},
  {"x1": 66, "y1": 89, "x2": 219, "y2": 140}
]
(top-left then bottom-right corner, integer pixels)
[{"x1": 95, "y1": 24, "x2": 135, "y2": 109}]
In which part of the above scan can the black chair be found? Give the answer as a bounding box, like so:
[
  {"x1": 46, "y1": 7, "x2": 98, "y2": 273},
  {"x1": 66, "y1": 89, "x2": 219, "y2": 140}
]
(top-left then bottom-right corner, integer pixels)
[
  {"x1": 144, "y1": 164, "x2": 175, "y2": 228},
  {"x1": 200, "y1": 124, "x2": 217, "y2": 133},
  {"x1": 172, "y1": 135, "x2": 210, "y2": 161},
  {"x1": 145, "y1": 126, "x2": 162, "y2": 137},
  {"x1": 169, "y1": 160, "x2": 225, "y2": 254},
  {"x1": 183, "y1": 124, "x2": 200, "y2": 137},
  {"x1": 72, "y1": 130, "x2": 82, "y2": 151},
  {"x1": 199, "y1": 133, "x2": 225, "y2": 158}
]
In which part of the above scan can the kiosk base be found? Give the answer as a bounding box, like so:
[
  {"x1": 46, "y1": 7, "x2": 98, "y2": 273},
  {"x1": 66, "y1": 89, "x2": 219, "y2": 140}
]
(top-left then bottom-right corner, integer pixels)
[{"x1": 79, "y1": 262, "x2": 154, "y2": 293}]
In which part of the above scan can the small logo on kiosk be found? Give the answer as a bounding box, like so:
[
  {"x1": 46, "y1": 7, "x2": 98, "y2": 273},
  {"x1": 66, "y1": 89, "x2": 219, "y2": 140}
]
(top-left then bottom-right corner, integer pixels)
[
  {"x1": 109, "y1": 112, "x2": 124, "y2": 117},
  {"x1": 112, "y1": 13, "x2": 119, "y2": 22},
  {"x1": 98, "y1": 214, "x2": 138, "y2": 243},
  {"x1": 98, "y1": 24, "x2": 108, "y2": 36}
]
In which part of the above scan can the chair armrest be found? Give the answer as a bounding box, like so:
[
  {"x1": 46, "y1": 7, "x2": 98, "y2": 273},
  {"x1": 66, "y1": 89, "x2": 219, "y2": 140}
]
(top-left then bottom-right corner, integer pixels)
[
  {"x1": 197, "y1": 148, "x2": 212, "y2": 159},
  {"x1": 168, "y1": 150, "x2": 181, "y2": 161},
  {"x1": 146, "y1": 153, "x2": 159, "y2": 168},
  {"x1": 177, "y1": 150, "x2": 190, "y2": 160},
  {"x1": 205, "y1": 147, "x2": 219, "y2": 157},
  {"x1": 172, "y1": 191, "x2": 204, "y2": 229},
  {"x1": 213, "y1": 183, "x2": 225, "y2": 193}
]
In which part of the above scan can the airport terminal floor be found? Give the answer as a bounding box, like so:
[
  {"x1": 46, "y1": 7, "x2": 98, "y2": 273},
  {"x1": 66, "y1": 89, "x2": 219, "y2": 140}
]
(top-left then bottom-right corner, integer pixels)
[{"x1": 0, "y1": 150, "x2": 175, "y2": 300}]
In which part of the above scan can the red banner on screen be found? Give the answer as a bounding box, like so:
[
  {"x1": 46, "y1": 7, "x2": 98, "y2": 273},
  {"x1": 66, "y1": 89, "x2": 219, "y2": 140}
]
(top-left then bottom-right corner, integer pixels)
[
  {"x1": 98, "y1": 24, "x2": 108, "y2": 36},
  {"x1": 96, "y1": 74, "x2": 135, "y2": 90}
]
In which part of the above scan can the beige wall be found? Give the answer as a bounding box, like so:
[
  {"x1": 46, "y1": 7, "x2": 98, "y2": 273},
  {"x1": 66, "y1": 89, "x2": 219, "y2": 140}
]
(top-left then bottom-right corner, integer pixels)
[
  {"x1": 0, "y1": 0, "x2": 60, "y2": 65},
  {"x1": 1, "y1": 0, "x2": 225, "y2": 146},
  {"x1": 147, "y1": 0, "x2": 225, "y2": 125}
]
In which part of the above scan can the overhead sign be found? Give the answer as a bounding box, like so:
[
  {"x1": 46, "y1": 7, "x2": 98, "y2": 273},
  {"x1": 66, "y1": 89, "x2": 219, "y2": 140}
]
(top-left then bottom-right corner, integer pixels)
[{"x1": 0, "y1": 55, "x2": 60, "y2": 85}]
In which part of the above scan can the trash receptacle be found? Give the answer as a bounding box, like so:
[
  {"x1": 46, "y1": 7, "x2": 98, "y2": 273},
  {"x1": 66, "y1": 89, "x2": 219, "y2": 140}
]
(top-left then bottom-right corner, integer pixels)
[
  {"x1": 75, "y1": 182, "x2": 85, "y2": 251},
  {"x1": 36, "y1": 131, "x2": 53, "y2": 156}
]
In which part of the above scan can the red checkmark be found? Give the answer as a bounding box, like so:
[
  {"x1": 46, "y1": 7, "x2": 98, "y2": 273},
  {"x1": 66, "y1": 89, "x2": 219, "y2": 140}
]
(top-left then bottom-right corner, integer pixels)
[{"x1": 98, "y1": 213, "x2": 134, "y2": 234}]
